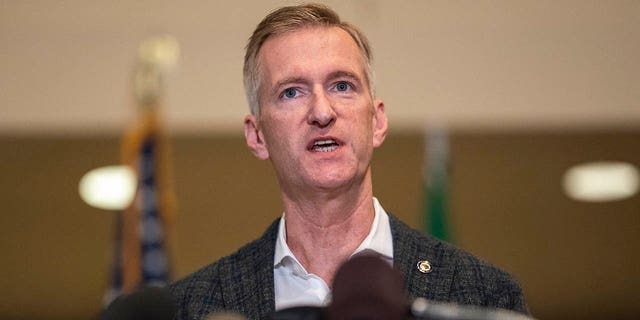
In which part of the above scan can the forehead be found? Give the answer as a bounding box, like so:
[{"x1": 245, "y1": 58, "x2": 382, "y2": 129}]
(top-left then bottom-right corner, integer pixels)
[{"x1": 256, "y1": 26, "x2": 367, "y2": 87}]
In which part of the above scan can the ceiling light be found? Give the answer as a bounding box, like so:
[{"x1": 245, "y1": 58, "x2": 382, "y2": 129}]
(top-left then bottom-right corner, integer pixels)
[
  {"x1": 563, "y1": 161, "x2": 639, "y2": 202},
  {"x1": 79, "y1": 165, "x2": 137, "y2": 210}
]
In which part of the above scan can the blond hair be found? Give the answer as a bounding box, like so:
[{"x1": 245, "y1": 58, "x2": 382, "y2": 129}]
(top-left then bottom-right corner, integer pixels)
[{"x1": 243, "y1": 3, "x2": 374, "y2": 115}]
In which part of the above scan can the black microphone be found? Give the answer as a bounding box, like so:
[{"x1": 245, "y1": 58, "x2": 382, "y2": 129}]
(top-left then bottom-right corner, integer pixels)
[
  {"x1": 327, "y1": 252, "x2": 409, "y2": 320},
  {"x1": 101, "y1": 286, "x2": 176, "y2": 320},
  {"x1": 269, "y1": 306, "x2": 325, "y2": 320}
]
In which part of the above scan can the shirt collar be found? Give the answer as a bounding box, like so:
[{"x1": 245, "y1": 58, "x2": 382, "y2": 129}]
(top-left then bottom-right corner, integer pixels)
[{"x1": 274, "y1": 197, "x2": 394, "y2": 269}]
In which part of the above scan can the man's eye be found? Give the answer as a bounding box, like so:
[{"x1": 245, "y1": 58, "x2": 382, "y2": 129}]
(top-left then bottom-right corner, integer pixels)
[
  {"x1": 283, "y1": 88, "x2": 299, "y2": 99},
  {"x1": 335, "y1": 82, "x2": 351, "y2": 92}
]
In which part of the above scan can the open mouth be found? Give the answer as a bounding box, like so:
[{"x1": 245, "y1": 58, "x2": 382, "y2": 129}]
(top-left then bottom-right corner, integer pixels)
[{"x1": 308, "y1": 138, "x2": 341, "y2": 153}]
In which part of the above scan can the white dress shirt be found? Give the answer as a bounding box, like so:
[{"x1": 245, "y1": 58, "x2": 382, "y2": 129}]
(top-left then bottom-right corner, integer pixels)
[{"x1": 273, "y1": 197, "x2": 394, "y2": 310}]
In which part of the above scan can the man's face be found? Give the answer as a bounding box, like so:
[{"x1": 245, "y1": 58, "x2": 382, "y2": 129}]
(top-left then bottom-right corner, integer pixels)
[{"x1": 244, "y1": 26, "x2": 387, "y2": 195}]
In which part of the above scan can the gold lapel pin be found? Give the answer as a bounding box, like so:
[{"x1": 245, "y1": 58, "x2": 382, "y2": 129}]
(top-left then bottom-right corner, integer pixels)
[{"x1": 417, "y1": 260, "x2": 432, "y2": 273}]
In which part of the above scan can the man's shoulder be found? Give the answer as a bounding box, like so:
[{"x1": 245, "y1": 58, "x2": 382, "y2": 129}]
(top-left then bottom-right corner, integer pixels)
[
  {"x1": 388, "y1": 214, "x2": 528, "y2": 313},
  {"x1": 394, "y1": 217, "x2": 510, "y2": 276},
  {"x1": 169, "y1": 218, "x2": 280, "y2": 319},
  {"x1": 170, "y1": 217, "x2": 278, "y2": 290}
]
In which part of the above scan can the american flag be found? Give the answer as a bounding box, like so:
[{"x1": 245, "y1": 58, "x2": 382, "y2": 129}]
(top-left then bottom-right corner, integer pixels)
[{"x1": 104, "y1": 108, "x2": 176, "y2": 307}]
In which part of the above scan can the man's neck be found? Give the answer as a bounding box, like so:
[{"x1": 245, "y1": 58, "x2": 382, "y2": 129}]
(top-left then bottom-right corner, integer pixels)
[{"x1": 280, "y1": 176, "x2": 376, "y2": 287}]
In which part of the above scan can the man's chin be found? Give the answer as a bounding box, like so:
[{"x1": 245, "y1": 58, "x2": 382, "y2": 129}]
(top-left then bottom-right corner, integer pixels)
[{"x1": 306, "y1": 173, "x2": 362, "y2": 192}]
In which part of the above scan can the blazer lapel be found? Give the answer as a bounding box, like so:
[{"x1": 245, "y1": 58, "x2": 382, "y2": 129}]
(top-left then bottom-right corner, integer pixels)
[{"x1": 389, "y1": 214, "x2": 455, "y2": 302}]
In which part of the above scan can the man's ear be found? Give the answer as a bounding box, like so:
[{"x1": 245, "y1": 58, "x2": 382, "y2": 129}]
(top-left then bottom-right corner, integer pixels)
[
  {"x1": 372, "y1": 99, "x2": 388, "y2": 148},
  {"x1": 244, "y1": 114, "x2": 270, "y2": 160}
]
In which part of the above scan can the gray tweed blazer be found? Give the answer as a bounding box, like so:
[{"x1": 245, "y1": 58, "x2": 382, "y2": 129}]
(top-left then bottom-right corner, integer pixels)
[{"x1": 170, "y1": 214, "x2": 528, "y2": 320}]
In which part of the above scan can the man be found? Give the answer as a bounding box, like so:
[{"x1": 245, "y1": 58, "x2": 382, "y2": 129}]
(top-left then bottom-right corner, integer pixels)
[{"x1": 170, "y1": 4, "x2": 528, "y2": 320}]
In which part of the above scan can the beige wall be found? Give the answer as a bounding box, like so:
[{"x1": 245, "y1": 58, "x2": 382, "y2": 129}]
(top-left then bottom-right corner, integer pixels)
[
  {"x1": 1, "y1": 131, "x2": 639, "y2": 319},
  {"x1": 1, "y1": 0, "x2": 639, "y2": 134}
]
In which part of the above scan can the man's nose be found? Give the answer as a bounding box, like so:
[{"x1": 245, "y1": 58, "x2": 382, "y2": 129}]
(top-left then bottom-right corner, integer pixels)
[{"x1": 307, "y1": 90, "x2": 336, "y2": 128}]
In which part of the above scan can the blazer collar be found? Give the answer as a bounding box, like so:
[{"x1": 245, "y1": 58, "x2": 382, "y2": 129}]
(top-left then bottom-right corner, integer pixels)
[{"x1": 388, "y1": 213, "x2": 455, "y2": 301}]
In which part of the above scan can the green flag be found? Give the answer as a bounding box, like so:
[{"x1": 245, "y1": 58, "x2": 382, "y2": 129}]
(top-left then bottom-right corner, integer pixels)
[{"x1": 423, "y1": 128, "x2": 451, "y2": 241}]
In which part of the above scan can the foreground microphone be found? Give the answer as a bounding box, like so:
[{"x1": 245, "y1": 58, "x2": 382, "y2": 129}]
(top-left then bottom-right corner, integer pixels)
[
  {"x1": 327, "y1": 253, "x2": 409, "y2": 320},
  {"x1": 101, "y1": 286, "x2": 176, "y2": 320},
  {"x1": 411, "y1": 298, "x2": 535, "y2": 320},
  {"x1": 270, "y1": 306, "x2": 325, "y2": 320}
]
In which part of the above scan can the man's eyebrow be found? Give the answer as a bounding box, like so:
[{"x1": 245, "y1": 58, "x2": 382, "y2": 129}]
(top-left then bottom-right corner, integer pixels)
[{"x1": 326, "y1": 70, "x2": 361, "y2": 82}]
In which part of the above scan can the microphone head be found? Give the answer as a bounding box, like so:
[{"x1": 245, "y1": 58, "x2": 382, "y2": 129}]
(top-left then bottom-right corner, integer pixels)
[
  {"x1": 101, "y1": 286, "x2": 176, "y2": 320},
  {"x1": 328, "y1": 253, "x2": 409, "y2": 320},
  {"x1": 269, "y1": 306, "x2": 325, "y2": 320}
]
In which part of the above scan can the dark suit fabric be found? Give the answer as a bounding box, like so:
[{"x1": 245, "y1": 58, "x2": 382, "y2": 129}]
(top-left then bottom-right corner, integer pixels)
[{"x1": 170, "y1": 214, "x2": 528, "y2": 320}]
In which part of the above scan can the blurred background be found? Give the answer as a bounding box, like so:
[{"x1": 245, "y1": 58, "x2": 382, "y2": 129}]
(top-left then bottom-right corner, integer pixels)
[{"x1": 1, "y1": 1, "x2": 638, "y2": 319}]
